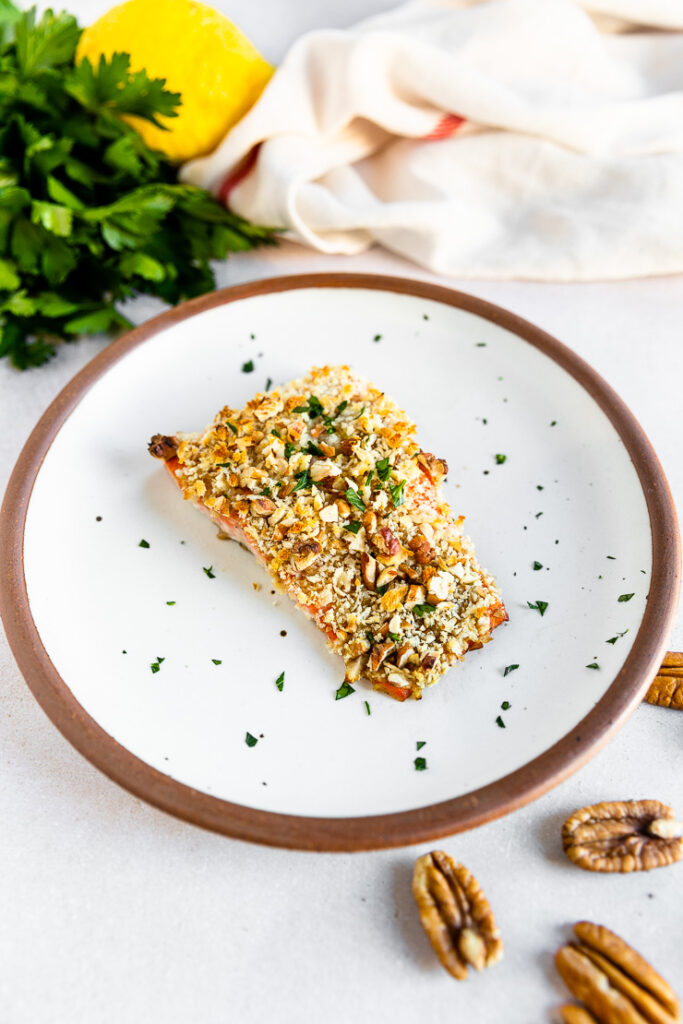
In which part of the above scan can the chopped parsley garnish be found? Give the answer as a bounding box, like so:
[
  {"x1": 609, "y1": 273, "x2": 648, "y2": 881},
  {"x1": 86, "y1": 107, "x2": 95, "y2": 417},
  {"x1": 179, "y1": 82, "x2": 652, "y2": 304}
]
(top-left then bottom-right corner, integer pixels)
[
  {"x1": 475, "y1": 342, "x2": 486, "y2": 347},
  {"x1": 293, "y1": 395, "x2": 324, "y2": 419},
  {"x1": 166, "y1": 600, "x2": 176, "y2": 606},
  {"x1": 284, "y1": 441, "x2": 297, "y2": 459},
  {"x1": 618, "y1": 593, "x2": 634, "y2": 603},
  {"x1": 271, "y1": 428, "x2": 281, "y2": 438},
  {"x1": 527, "y1": 600, "x2": 548, "y2": 616},
  {"x1": 535, "y1": 512, "x2": 543, "y2": 519},
  {"x1": 346, "y1": 487, "x2": 365, "y2": 512},
  {"x1": 533, "y1": 561, "x2": 543, "y2": 571},
  {"x1": 138, "y1": 539, "x2": 150, "y2": 548},
  {"x1": 413, "y1": 603, "x2": 436, "y2": 617},
  {"x1": 388, "y1": 632, "x2": 401, "y2": 643},
  {"x1": 606, "y1": 629, "x2": 629, "y2": 645},
  {"x1": 354, "y1": 405, "x2": 366, "y2": 420},
  {"x1": 216, "y1": 462, "x2": 231, "y2": 468},
  {"x1": 373, "y1": 333, "x2": 382, "y2": 342},
  {"x1": 414, "y1": 757, "x2": 427, "y2": 771},
  {"x1": 292, "y1": 470, "x2": 311, "y2": 492},
  {"x1": 364, "y1": 700, "x2": 371, "y2": 716},
  {"x1": 261, "y1": 486, "x2": 272, "y2": 496},
  {"x1": 335, "y1": 682, "x2": 355, "y2": 700},
  {"x1": 390, "y1": 479, "x2": 406, "y2": 507},
  {"x1": 275, "y1": 671, "x2": 285, "y2": 692},
  {"x1": 537, "y1": 485, "x2": 544, "y2": 491},
  {"x1": 586, "y1": 663, "x2": 600, "y2": 669},
  {"x1": 503, "y1": 664, "x2": 519, "y2": 676},
  {"x1": 495, "y1": 453, "x2": 507, "y2": 465},
  {"x1": 245, "y1": 732, "x2": 258, "y2": 747},
  {"x1": 495, "y1": 715, "x2": 506, "y2": 728},
  {"x1": 365, "y1": 470, "x2": 374, "y2": 486},
  {"x1": 225, "y1": 421, "x2": 238, "y2": 435},
  {"x1": 305, "y1": 441, "x2": 323, "y2": 456},
  {"x1": 343, "y1": 522, "x2": 362, "y2": 534},
  {"x1": 365, "y1": 631, "x2": 374, "y2": 644},
  {"x1": 265, "y1": 377, "x2": 272, "y2": 391},
  {"x1": 606, "y1": 555, "x2": 616, "y2": 559},
  {"x1": 501, "y1": 701, "x2": 511, "y2": 710},
  {"x1": 376, "y1": 457, "x2": 391, "y2": 482},
  {"x1": 211, "y1": 659, "x2": 222, "y2": 665},
  {"x1": 241, "y1": 360, "x2": 254, "y2": 373},
  {"x1": 376, "y1": 584, "x2": 388, "y2": 597},
  {"x1": 203, "y1": 565, "x2": 216, "y2": 579},
  {"x1": 335, "y1": 400, "x2": 348, "y2": 416},
  {"x1": 550, "y1": 420, "x2": 557, "y2": 426},
  {"x1": 416, "y1": 741, "x2": 426, "y2": 751},
  {"x1": 150, "y1": 656, "x2": 165, "y2": 674}
]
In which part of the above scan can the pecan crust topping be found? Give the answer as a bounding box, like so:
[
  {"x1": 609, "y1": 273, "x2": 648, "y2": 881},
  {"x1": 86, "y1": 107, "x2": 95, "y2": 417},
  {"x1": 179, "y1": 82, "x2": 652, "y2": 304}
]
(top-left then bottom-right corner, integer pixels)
[
  {"x1": 562, "y1": 799, "x2": 683, "y2": 873},
  {"x1": 555, "y1": 921, "x2": 680, "y2": 1024},
  {"x1": 644, "y1": 652, "x2": 683, "y2": 710},
  {"x1": 148, "y1": 433, "x2": 178, "y2": 460},
  {"x1": 412, "y1": 851, "x2": 503, "y2": 980}
]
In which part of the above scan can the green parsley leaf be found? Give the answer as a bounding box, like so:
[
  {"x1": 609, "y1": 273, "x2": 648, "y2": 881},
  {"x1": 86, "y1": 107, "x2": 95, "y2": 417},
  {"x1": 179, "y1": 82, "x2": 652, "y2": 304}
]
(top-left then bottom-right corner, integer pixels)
[
  {"x1": 138, "y1": 539, "x2": 150, "y2": 548},
  {"x1": 373, "y1": 333, "x2": 382, "y2": 342},
  {"x1": 203, "y1": 565, "x2": 216, "y2": 579},
  {"x1": 275, "y1": 671, "x2": 285, "y2": 692},
  {"x1": 294, "y1": 395, "x2": 324, "y2": 419},
  {"x1": 606, "y1": 555, "x2": 616, "y2": 560},
  {"x1": 533, "y1": 561, "x2": 543, "y2": 571},
  {"x1": 586, "y1": 663, "x2": 600, "y2": 669},
  {"x1": 335, "y1": 682, "x2": 355, "y2": 700},
  {"x1": 225, "y1": 421, "x2": 238, "y2": 434},
  {"x1": 354, "y1": 405, "x2": 366, "y2": 420},
  {"x1": 503, "y1": 664, "x2": 519, "y2": 676},
  {"x1": 242, "y1": 360, "x2": 254, "y2": 373},
  {"x1": 376, "y1": 457, "x2": 391, "y2": 482},
  {"x1": 211, "y1": 659, "x2": 222, "y2": 665},
  {"x1": 501, "y1": 701, "x2": 511, "y2": 710},
  {"x1": 265, "y1": 377, "x2": 272, "y2": 391},
  {"x1": 343, "y1": 521, "x2": 361, "y2": 534},
  {"x1": 412, "y1": 603, "x2": 436, "y2": 617},
  {"x1": 388, "y1": 632, "x2": 401, "y2": 642},
  {"x1": 414, "y1": 756, "x2": 427, "y2": 771},
  {"x1": 527, "y1": 600, "x2": 548, "y2": 616},
  {"x1": 495, "y1": 453, "x2": 507, "y2": 464},
  {"x1": 335, "y1": 400, "x2": 348, "y2": 416},
  {"x1": 166, "y1": 600, "x2": 175, "y2": 606},
  {"x1": 305, "y1": 441, "x2": 323, "y2": 456},
  {"x1": 284, "y1": 442, "x2": 296, "y2": 459},
  {"x1": 150, "y1": 656, "x2": 164, "y2": 674},
  {"x1": 271, "y1": 428, "x2": 281, "y2": 438},
  {"x1": 495, "y1": 715, "x2": 505, "y2": 728},
  {"x1": 364, "y1": 700, "x2": 371, "y2": 716},
  {"x1": 390, "y1": 479, "x2": 406, "y2": 507},
  {"x1": 606, "y1": 629, "x2": 629, "y2": 645},
  {"x1": 346, "y1": 487, "x2": 365, "y2": 512},
  {"x1": 618, "y1": 593, "x2": 634, "y2": 602},
  {"x1": 292, "y1": 470, "x2": 311, "y2": 492},
  {"x1": 416, "y1": 741, "x2": 426, "y2": 750},
  {"x1": 245, "y1": 732, "x2": 258, "y2": 747}
]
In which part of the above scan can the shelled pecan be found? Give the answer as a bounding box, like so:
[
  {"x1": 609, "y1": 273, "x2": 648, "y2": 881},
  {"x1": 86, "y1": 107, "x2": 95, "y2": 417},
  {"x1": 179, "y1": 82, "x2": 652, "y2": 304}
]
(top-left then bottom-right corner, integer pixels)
[
  {"x1": 562, "y1": 800, "x2": 683, "y2": 873},
  {"x1": 560, "y1": 1008, "x2": 599, "y2": 1024},
  {"x1": 412, "y1": 851, "x2": 502, "y2": 980},
  {"x1": 555, "y1": 921, "x2": 680, "y2": 1024},
  {"x1": 644, "y1": 652, "x2": 683, "y2": 710}
]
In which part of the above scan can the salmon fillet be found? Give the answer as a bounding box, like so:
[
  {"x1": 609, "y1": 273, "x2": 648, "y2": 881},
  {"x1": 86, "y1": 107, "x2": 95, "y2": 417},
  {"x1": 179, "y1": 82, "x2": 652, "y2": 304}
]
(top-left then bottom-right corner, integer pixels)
[{"x1": 149, "y1": 365, "x2": 505, "y2": 700}]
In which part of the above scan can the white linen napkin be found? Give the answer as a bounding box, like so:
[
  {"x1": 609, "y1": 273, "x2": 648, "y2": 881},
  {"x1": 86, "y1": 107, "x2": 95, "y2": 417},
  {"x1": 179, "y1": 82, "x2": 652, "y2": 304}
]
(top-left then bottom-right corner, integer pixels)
[{"x1": 181, "y1": 0, "x2": 683, "y2": 280}]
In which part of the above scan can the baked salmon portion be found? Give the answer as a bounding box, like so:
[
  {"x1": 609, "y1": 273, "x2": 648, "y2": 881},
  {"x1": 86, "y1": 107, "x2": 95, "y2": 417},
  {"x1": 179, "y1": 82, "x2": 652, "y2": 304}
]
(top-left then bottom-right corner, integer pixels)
[{"x1": 148, "y1": 365, "x2": 505, "y2": 701}]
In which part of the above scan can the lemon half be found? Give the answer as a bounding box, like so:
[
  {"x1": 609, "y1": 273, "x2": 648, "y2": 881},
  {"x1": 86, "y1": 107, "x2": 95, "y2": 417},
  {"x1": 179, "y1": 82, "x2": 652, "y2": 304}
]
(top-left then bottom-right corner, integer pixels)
[{"x1": 77, "y1": 0, "x2": 273, "y2": 162}]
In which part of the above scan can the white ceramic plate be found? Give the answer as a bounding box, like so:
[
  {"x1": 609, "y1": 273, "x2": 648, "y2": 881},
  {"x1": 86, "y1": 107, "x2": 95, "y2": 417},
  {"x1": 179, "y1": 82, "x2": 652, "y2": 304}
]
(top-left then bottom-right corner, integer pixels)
[{"x1": 2, "y1": 275, "x2": 678, "y2": 850}]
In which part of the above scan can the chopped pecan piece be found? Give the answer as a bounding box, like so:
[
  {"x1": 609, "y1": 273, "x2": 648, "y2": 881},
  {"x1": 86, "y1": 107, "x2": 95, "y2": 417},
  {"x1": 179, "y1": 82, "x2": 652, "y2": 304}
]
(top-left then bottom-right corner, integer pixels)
[
  {"x1": 421, "y1": 653, "x2": 438, "y2": 671},
  {"x1": 362, "y1": 509, "x2": 378, "y2": 534},
  {"x1": 376, "y1": 566, "x2": 399, "y2": 590},
  {"x1": 290, "y1": 539, "x2": 322, "y2": 572},
  {"x1": 562, "y1": 800, "x2": 683, "y2": 873},
  {"x1": 400, "y1": 561, "x2": 423, "y2": 583},
  {"x1": 370, "y1": 640, "x2": 396, "y2": 673},
  {"x1": 344, "y1": 655, "x2": 366, "y2": 683},
  {"x1": 395, "y1": 643, "x2": 413, "y2": 669},
  {"x1": 360, "y1": 552, "x2": 378, "y2": 589},
  {"x1": 371, "y1": 526, "x2": 401, "y2": 557},
  {"x1": 409, "y1": 533, "x2": 436, "y2": 565},
  {"x1": 555, "y1": 922, "x2": 680, "y2": 1024},
  {"x1": 148, "y1": 434, "x2": 178, "y2": 460},
  {"x1": 412, "y1": 851, "x2": 503, "y2": 981},
  {"x1": 339, "y1": 438, "x2": 356, "y2": 456},
  {"x1": 417, "y1": 451, "x2": 448, "y2": 484},
  {"x1": 560, "y1": 1008, "x2": 599, "y2": 1024},
  {"x1": 644, "y1": 652, "x2": 683, "y2": 709},
  {"x1": 249, "y1": 496, "x2": 277, "y2": 516}
]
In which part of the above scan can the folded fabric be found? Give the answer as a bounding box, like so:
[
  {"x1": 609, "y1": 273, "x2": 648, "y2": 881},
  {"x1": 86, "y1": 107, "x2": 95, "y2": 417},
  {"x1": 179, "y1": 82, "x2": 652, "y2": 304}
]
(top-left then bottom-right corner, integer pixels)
[{"x1": 181, "y1": 0, "x2": 683, "y2": 280}]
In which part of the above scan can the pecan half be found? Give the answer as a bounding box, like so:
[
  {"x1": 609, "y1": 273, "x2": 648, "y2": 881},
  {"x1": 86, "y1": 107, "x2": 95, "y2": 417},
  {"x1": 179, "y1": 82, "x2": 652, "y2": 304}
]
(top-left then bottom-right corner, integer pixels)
[
  {"x1": 562, "y1": 800, "x2": 683, "y2": 873},
  {"x1": 148, "y1": 434, "x2": 177, "y2": 460},
  {"x1": 412, "y1": 851, "x2": 503, "y2": 981},
  {"x1": 409, "y1": 533, "x2": 436, "y2": 565},
  {"x1": 290, "y1": 539, "x2": 322, "y2": 572},
  {"x1": 555, "y1": 921, "x2": 680, "y2": 1024},
  {"x1": 644, "y1": 652, "x2": 683, "y2": 709},
  {"x1": 560, "y1": 1008, "x2": 600, "y2": 1024}
]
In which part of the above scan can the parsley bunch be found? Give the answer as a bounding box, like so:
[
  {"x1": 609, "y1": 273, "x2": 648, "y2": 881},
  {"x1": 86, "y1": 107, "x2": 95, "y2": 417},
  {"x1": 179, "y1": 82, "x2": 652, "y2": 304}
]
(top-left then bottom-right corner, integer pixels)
[{"x1": 0, "y1": 4, "x2": 274, "y2": 368}]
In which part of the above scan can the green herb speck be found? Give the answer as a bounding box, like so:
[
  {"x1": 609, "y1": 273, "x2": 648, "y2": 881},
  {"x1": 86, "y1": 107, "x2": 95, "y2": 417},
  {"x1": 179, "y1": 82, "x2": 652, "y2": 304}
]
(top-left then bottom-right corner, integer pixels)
[
  {"x1": 501, "y1": 701, "x2": 511, "y2": 710},
  {"x1": 527, "y1": 600, "x2": 548, "y2": 616},
  {"x1": 495, "y1": 715, "x2": 506, "y2": 728},
  {"x1": 618, "y1": 593, "x2": 634, "y2": 603},
  {"x1": 335, "y1": 682, "x2": 355, "y2": 700},
  {"x1": 364, "y1": 700, "x2": 371, "y2": 716},
  {"x1": 503, "y1": 664, "x2": 519, "y2": 676},
  {"x1": 245, "y1": 732, "x2": 258, "y2": 747},
  {"x1": 416, "y1": 740, "x2": 426, "y2": 750},
  {"x1": 275, "y1": 671, "x2": 285, "y2": 692},
  {"x1": 373, "y1": 333, "x2": 382, "y2": 342},
  {"x1": 343, "y1": 522, "x2": 362, "y2": 535},
  {"x1": 203, "y1": 565, "x2": 216, "y2": 579},
  {"x1": 533, "y1": 561, "x2": 543, "y2": 571},
  {"x1": 242, "y1": 360, "x2": 254, "y2": 373},
  {"x1": 495, "y1": 453, "x2": 506, "y2": 465},
  {"x1": 586, "y1": 663, "x2": 599, "y2": 669},
  {"x1": 138, "y1": 539, "x2": 150, "y2": 548},
  {"x1": 414, "y1": 756, "x2": 427, "y2": 771},
  {"x1": 166, "y1": 600, "x2": 175, "y2": 605},
  {"x1": 346, "y1": 487, "x2": 365, "y2": 512}
]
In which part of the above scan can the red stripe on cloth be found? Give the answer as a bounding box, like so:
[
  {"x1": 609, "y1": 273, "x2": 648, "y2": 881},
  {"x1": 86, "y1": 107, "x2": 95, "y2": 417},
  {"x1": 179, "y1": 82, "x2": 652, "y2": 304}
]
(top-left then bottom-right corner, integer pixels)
[
  {"x1": 217, "y1": 144, "x2": 261, "y2": 206},
  {"x1": 423, "y1": 113, "x2": 465, "y2": 141}
]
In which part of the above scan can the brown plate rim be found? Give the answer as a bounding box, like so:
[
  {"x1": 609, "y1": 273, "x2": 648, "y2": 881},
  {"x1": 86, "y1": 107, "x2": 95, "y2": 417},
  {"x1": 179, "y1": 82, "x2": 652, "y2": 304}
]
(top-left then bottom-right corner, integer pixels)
[{"x1": 1, "y1": 272, "x2": 680, "y2": 851}]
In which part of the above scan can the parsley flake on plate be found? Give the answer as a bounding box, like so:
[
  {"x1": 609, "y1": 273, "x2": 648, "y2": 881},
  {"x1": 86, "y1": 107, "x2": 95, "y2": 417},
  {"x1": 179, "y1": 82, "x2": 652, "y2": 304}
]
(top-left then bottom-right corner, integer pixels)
[
  {"x1": 364, "y1": 700, "x2": 371, "y2": 716},
  {"x1": 527, "y1": 600, "x2": 548, "y2": 616},
  {"x1": 335, "y1": 682, "x2": 355, "y2": 700},
  {"x1": 618, "y1": 593, "x2": 635, "y2": 603},
  {"x1": 245, "y1": 732, "x2": 258, "y2": 747},
  {"x1": 416, "y1": 741, "x2": 426, "y2": 751},
  {"x1": 203, "y1": 565, "x2": 216, "y2": 579},
  {"x1": 533, "y1": 561, "x2": 543, "y2": 571},
  {"x1": 414, "y1": 757, "x2": 427, "y2": 771},
  {"x1": 503, "y1": 664, "x2": 519, "y2": 676},
  {"x1": 275, "y1": 671, "x2": 285, "y2": 692},
  {"x1": 241, "y1": 360, "x2": 254, "y2": 373},
  {"x1": 586, "y1": 663, "x2": 600, "y2": 669},
  {"x1": 495, "y1": 453, "x2": 507, "y2": 465},
  {"x1": 495, "y1": 715, "x2": 506, "y2": 728},
  {"x1": 138, "y1": 539, "x2": 150, "y2": 548},
  {"x1": 211, "y1": 659, "x2": 222, "y2": 665},
  {"x1": 501, "y1": 701, "x2": 511, "y2": 710}
]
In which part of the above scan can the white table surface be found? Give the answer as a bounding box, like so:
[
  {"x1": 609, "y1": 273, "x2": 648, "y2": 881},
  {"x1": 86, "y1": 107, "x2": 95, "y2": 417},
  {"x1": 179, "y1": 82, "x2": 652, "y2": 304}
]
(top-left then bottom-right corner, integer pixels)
[{"x1": 2, "y1": 4, "x2": 682, "y2": 1022}]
